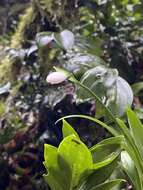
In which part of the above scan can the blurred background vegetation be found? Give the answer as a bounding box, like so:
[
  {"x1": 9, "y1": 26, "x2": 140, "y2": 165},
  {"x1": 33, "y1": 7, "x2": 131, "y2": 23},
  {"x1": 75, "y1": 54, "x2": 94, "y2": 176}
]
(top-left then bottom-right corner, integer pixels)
[{"x1": 0, "y1": 0, "x2": 143, "y2": 189}]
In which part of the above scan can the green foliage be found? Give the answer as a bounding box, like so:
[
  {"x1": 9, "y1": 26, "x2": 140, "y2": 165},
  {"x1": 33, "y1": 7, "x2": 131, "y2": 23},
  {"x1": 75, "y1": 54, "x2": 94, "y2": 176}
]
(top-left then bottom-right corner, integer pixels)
[
  {"x1": 45, "y1": 31, "x2": 142, "y2": 187},
  {"x1": 55, "y1": 73, "x2": 143, "y2": 189},
  {"x1": 121, "y1": 151, "x2": 141, "y2": 190},
  {"x1": 62, "y1": 119, "x2": 79, "y2": 138},
  {"x1": 44, "y1": 120, "x2": 124, "y2": 190},
  {"x1": 11, "y1": 6, "x2": 35, "y2": 48},
  {"x1": 116, "y1": 108, "x2": 143, "y2": 190},
  {"x1": 60, "y1": 108, "x2": 143, "y2": 190},
  {"x1": 1, "y1": 0, "x2": 143, "y2": 189},
  {"x1": 44, "y1": 28, "x2": 133, "y2": 118}
]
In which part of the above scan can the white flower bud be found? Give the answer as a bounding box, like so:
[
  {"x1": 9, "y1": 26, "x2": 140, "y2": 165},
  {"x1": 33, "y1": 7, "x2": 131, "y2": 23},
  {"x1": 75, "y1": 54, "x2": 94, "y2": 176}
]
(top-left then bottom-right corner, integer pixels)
[{"x1": 46, "y1": 72, "x2": 67, "y2": 84}]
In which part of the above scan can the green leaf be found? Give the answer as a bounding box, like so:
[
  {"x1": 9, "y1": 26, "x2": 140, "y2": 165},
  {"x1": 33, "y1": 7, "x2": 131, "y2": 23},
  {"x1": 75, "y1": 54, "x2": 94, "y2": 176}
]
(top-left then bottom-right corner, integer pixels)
[
  {"x1": 92, "y1": 153, "x2": 119, "y2": 171},
  {"x1": 96, "y1": 136, "x2": 124, "y2": 146},
  {"x1": 58, "y1": 135, "x2": 93, "y2": 188},
  {"x1": 44, "y1": 144, "x2": 58, "y2": 169},
  {"x1": 121, "y1": 151, "x2": 142, "y2": 190},
  {"x1": 62, "y1": 119, "x2": 79, "y2": 138},
  {"x1": 90, "y1": 179, "x2": 125, "y2": 190},
  {"x1": 116, "y1": 118, "x2": 143, "y2": 183},
  {"x1": 116, "y1": 118, "x2": 137, "y2": 153},
  {"x1": 44, "y1": 169, "x2": 64, "y2": 190},
  {"x1": 127, "y1": 108, "x2": 143, "y2": 158},
  {"x1": 44, "y1": 145, "x2": 67, "y2": 190},
  {"x1": 57, "y1": 155, "x2": 72, "y2": 190},
  {"x1": 90, "y1": 136, "x2": 123, "y2": 163},
  {"x1": 78, "y1": 157, "x2": 119, "y2": 190}
]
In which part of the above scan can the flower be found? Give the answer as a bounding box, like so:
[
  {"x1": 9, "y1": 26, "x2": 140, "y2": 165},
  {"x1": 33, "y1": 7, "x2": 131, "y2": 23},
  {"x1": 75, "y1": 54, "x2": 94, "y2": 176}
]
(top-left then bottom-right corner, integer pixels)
[{"x1": 46, "y1": 72, "x2": 67, "y2": 84}]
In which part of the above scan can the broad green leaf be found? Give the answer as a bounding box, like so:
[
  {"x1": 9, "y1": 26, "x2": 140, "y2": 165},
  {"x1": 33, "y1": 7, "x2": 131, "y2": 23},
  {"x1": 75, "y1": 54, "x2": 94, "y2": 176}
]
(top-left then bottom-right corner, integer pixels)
[
  {"x1": 116, "y1": 118, "x2": 137, "y2": 152},
  {"x1": 62, "y1": 119, "x2": 79, "y2": 138},
  {"x1": 78, "y1": 157, "x2": 119, "y2": 190},
  {"x1": 44, "y1": 169, "x2": 64, "y2": 190},
  {"x1": 92, "y1": 152, "x2": 120, "y2": 171},
  {"x1": 121, "y1": 151, "x2": 142, "y2": 190},
  {"x1": 127, "y1": 108, "x2": 143, "y2": 158},
  {"x1": 57, "y1": 155, "x2": 72, "y2": 190},
  {"x1": 44, "y1": 145, "x2": 67, "y2": 190},
  {"x1": 58, "y1": 135, "x2": 93, "y2": 188},
  {"x1": 44, "y1": 144, "x2": 58, "y2": 169},
  {"x1": 123, "y1": 142, "x2": 143, "y2": 189},
  {"x1": 96, "y1": 136, "x2": 124, "y2": 146},
  {"x1": 90, "y1": 136, "x2": 123, "y2": 163},
  {"x1": 116, "y1": 118, "x2": 143, "y2": 180},
  {"x1": 90, "y1": 179, "x2": 125, "y2": 190}
]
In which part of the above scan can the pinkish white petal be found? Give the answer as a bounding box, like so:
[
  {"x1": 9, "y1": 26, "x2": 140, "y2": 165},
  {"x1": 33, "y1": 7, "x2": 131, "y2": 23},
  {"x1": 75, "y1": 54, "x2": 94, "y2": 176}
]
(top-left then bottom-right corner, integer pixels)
[{"x1": 46, "y1": 72, "x2": 67, "y2": 84}]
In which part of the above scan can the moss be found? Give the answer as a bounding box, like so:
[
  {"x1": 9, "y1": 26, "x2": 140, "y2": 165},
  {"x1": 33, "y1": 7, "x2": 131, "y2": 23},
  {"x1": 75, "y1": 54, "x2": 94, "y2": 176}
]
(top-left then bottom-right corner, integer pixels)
[
  {"x1": 11, "y1": 81, "x2": 22, "y2": 96},
  {"x1": 0, "y1": 56, "x2": 12, "y2": 83},
  {"x1": 0, "y1": 6, "x2": 34, "y2": 83},
  {"x1": 37, "y1": 0, "x2": 79, "y2": 29},
  {"x1": 0, "y1": 101, "x2": 6, "y2": 117},
  {"x1": 11, "y1": 6, "x2": 35, "y2": 48}
]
